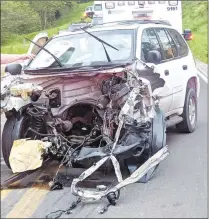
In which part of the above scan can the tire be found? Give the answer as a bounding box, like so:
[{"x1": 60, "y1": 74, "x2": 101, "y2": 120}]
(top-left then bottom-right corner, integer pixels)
[
  {"x1": 176, "y1": 87, "x2": 197, "y2": 133},
  {"x1": 2, "y1": 116, "x2": 16, "y2": 168},
  {"x1": 150, "y1": 106, "x2": 167, "y2": 155},
  {"x1": 2, "y1": 115, "x2": 32, "y2": 169}
]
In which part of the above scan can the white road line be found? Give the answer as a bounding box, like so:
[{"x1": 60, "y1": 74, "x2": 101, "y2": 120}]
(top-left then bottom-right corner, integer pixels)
[{"x1": 198, "y1": 70, "x2": 208, "y2": 83}]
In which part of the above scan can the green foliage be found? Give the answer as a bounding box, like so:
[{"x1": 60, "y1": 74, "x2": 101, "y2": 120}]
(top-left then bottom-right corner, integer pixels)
[
  {"x1": 1, "y1": 1, "x2": 40, "y2": 43},
  {"x1": 28, "y1": 1, "x2": 68, "y2": 29},
  {"x1": 1, "y1": 1, "x2": 93, "y2": 54},
  {"x1": 1, "y1": 1, "x2": 76, "y2": 44},
  {"x1": 182, "y1": 1, "x2": 208, "y2": 63}
]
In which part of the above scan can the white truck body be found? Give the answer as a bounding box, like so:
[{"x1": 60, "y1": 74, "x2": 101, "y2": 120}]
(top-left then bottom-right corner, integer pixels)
[{"x1": 93, "y1": 1, "x2": 183, "y2": 33}]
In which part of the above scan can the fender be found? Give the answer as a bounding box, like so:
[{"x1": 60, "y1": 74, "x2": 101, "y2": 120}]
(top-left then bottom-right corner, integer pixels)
[{"x1": 4, "y1": 103, "x2": 32, "y2": 120}]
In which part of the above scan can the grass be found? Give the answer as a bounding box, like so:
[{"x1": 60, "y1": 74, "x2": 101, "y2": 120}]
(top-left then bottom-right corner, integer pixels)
[
  {"x1": 1, "y1": 1, "x2": 93, "y2": 54},
  {"x1": 182, "y1": 1, "x2": 208, "y2": 63}
]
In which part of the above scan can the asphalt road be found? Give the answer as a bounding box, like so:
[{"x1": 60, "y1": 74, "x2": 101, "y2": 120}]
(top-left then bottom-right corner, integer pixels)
[{"x1": 0, "y1": 76, "x2": 207, "y2": 218}]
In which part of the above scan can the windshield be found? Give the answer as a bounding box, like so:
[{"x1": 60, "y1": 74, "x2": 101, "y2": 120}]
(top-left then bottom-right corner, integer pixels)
[{"x1": 27, "y1": 29, "x2": 134, "y2": 69}]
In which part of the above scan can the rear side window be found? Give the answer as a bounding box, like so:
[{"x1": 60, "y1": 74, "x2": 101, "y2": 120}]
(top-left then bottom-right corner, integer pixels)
[
  {"x1": 168, "y1": 29, "x2": 188, "y2": 56},
  {"x1": 155, "y1": 28, "x2": 178, "y2": 59},
  {"x1": 165, "y1": 29, "x2": 178, "y2": 57},
  {"x1": 141, "y1": 28, "x2": 162, "y2": 62}
]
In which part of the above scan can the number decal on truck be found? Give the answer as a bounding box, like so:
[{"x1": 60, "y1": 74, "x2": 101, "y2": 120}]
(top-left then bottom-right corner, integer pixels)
[{"x1": 167, "y1": 7, "x2": 178, "y2": 11}]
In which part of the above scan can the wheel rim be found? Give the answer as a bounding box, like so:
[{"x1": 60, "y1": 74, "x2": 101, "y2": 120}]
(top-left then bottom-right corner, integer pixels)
[{"x1": 188, "y1": 96, "x2": 196, "y2": 126}]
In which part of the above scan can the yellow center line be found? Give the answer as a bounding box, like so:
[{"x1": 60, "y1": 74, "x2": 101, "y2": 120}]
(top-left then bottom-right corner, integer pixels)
[
  {"x1": 1, "y1": 180, "x2": 21, "y2": 201},
  {"x1": 6, "y1": 168, "x2": 52, "y2": 218},
  {"x1": 6, "y1": 183, "x2": 50, "y2": 218},
  {"x1": 1, "y1": 189, "x2": 13, "y2": 201}
]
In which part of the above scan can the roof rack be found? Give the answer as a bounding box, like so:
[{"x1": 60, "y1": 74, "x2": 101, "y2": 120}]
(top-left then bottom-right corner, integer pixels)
[
  {"x1": 118, "y1": 20, "x2": 171, "y2": 26},
  {"x1": 90, "y1": 19, "x2": 171, "y2": 28}
]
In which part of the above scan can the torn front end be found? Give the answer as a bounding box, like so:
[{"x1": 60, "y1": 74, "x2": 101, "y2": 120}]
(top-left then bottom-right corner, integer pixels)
[
  {"x1": 1, "y1": 65, "x2": 168, "y2": 204},
  {"x1": 68, "y1": 68, "x2": 168, "y2": 206}
]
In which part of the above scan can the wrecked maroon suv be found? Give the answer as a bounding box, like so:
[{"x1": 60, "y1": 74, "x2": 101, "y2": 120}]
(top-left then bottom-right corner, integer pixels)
[{"x1": 1, "y1": 23, "x2": 168, "y2": 207}]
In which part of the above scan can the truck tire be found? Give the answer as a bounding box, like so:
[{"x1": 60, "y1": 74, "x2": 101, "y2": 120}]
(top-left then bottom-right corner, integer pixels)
[
  {"x1": 176, "y1": 87, "x2": 197, "y2": 133},
  {"x1": 2, "y1": 115, "x2": 31, "y2": 169}
]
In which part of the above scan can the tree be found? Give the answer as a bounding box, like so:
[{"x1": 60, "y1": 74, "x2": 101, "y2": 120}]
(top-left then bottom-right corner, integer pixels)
[{"x1": 29, "y1": 1, "x2": 67, "y2": 29}]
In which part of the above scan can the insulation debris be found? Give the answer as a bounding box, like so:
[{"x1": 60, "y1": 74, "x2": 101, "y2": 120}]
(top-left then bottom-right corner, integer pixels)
[{"x1": 9, "y1": 139, "x2": 51, "y2": 173}]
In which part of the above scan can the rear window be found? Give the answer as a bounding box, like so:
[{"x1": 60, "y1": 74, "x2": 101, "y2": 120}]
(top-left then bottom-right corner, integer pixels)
[{"x1": 168, "y1": 29, "x2": 188, "y2": 56}]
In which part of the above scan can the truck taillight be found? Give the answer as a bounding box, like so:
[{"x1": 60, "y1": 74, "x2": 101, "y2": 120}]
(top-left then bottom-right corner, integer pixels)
[{"x1": 189, "y1": 34, "x2": 193, "y2": 40}]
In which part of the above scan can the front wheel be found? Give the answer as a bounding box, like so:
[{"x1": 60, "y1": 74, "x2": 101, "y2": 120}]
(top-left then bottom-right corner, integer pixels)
[
  {"x1": 2, "y1": 114, "x2": 34, "y2": 168},
  {"x1": 176, "y1": 88, "x2": 197, "y2": 133}
]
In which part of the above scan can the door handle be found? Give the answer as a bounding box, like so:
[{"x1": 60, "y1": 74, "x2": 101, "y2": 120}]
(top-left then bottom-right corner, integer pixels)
[
  {"x1": 164, "y1": 70, "x2": 169, "y2": 76},
  {"x1": 183, "y1": 65, "x2": 188, "y2": 70}
]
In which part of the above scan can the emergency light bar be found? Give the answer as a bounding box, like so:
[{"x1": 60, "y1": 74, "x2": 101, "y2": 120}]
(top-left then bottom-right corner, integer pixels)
[
  {"x1": 138, "y1": 1, "x2": 145, "y2": 5},
  {"x1": 118, "y1": 1, "x2": 125, "y2": 6},
  {"x1": 128, "y1": 1, "x2": 135, "y2": 5},
  {"x1": 169, "y1": 1, "x2": 178, "y2": 6},
  {"x1": 148, "y1": 1, "x2": 155, "y2": 4}
]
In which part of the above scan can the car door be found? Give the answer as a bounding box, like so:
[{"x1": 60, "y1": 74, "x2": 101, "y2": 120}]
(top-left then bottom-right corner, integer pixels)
[
  {"x1": 139, "y1": 27, "x2": 173, "y2": 114},
  {"x1": 167, "y1": 28, "x2": 193, "y2": 111},
  {"x1": 154, "y1": 27, "x2": 189, "y2": 113}
]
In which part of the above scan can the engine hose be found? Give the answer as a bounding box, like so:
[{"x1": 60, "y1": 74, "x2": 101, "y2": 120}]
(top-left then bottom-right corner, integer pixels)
[
  {"x1": 28, "y1": 127, "x2": 72, "y2": 146},
  {"x1": 68, "y1": 135, "x2": 102, "y2": 144}
]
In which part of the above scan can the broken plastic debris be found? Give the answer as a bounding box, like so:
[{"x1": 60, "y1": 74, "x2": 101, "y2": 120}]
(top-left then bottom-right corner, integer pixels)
[
  {"x1": 48, "y1": 180, "x2": 63, "y2": 191},
  {"x1": 9, "y1": 139, "x2": 51, "y2": 173}
]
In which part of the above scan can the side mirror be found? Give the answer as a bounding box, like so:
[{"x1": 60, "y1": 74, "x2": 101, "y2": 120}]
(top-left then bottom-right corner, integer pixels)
[
  {"x1": 147, "y1": 50, "x2": 162, "y2": 65},
  {"x1": 5, "y1": 63, "x2": 22, "y2": 75},
  {"x1": 183, "y1": 29, "x2": 193, "y2": 41}
]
